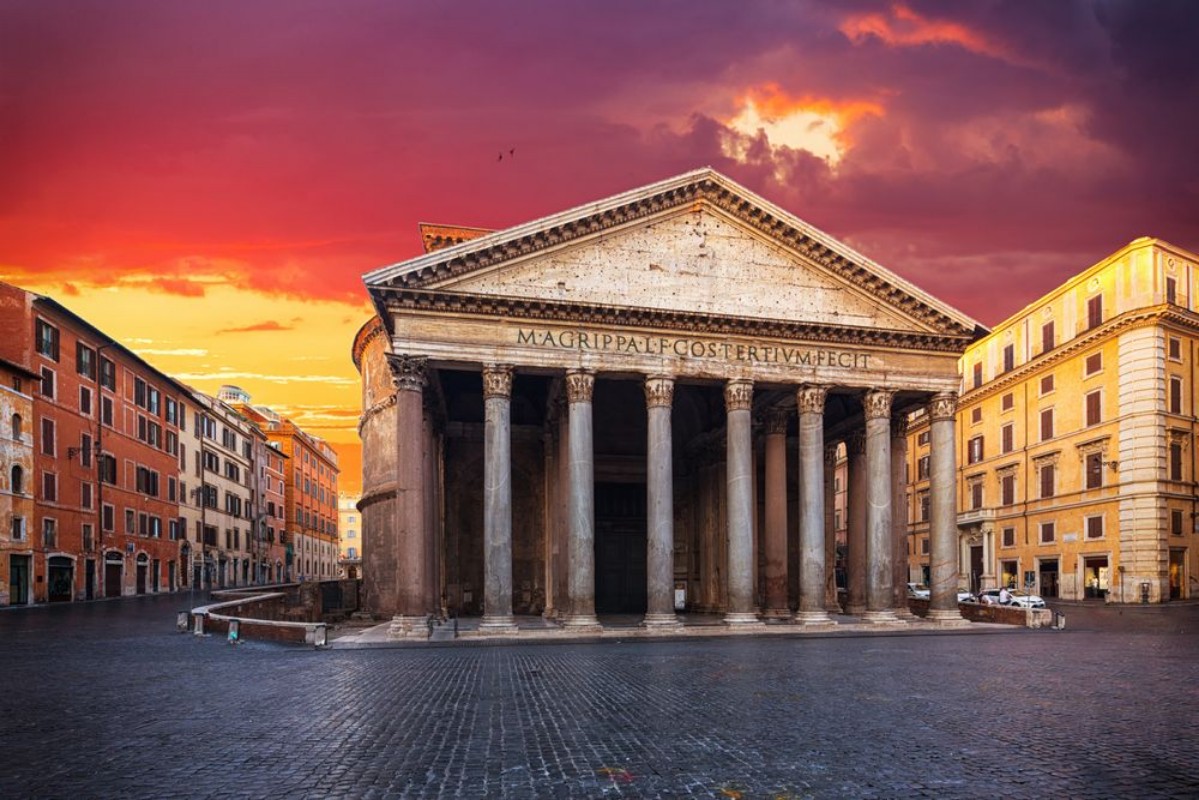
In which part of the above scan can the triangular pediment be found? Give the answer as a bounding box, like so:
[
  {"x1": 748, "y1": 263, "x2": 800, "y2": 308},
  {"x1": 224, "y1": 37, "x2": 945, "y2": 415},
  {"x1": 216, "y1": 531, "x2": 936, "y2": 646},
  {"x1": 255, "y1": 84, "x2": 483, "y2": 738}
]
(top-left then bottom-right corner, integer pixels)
[{"x1": 365, "y1": 169, "x2": 983, "y2": 340}]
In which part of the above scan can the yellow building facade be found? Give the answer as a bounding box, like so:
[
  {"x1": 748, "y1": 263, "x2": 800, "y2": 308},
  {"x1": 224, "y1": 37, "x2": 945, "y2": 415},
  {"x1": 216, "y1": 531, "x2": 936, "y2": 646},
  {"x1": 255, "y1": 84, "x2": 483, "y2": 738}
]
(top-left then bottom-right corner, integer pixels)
[{"x1": 908, "y1": 237, "x2": 1199, "y2": 603}]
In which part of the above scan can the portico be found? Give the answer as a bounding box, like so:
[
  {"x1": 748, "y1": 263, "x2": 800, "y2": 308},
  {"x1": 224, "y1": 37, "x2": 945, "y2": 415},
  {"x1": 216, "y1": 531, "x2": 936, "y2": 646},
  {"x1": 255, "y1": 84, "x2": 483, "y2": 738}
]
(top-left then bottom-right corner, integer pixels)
[{"x1": 355, "y1": 169, "x2": 983, "y2": 636}]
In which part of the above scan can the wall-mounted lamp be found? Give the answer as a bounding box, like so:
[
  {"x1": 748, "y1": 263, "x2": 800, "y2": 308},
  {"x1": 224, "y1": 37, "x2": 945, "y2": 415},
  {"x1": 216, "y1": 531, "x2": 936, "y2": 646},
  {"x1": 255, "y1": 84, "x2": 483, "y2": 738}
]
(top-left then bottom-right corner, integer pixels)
[{"x1": 1105, "y1": 460, "x2": 1119, "y2": 472}]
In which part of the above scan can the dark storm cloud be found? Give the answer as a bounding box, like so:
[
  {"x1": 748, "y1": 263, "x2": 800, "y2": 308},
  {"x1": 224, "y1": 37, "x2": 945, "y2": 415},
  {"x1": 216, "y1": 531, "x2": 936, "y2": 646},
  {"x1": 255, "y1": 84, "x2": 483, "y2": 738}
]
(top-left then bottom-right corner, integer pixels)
[{"x1": 0, "y1": 0, "x2": 1196, "y2": 322}]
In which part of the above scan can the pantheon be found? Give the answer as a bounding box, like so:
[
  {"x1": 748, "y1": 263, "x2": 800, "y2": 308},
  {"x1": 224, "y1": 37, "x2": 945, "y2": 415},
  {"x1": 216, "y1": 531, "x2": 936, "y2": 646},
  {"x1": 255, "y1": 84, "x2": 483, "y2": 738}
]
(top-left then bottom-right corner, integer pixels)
[{"x1": 354, "y1": 168, "x2": 985, "y2": 636}]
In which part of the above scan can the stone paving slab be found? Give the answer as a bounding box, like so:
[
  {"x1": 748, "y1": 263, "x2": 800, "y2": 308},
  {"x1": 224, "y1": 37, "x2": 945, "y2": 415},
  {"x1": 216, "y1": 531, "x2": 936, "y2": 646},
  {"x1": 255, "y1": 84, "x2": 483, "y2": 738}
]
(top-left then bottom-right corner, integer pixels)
[{"x1": 1, "y1": 593, "x2": 1196, "y2": 799}]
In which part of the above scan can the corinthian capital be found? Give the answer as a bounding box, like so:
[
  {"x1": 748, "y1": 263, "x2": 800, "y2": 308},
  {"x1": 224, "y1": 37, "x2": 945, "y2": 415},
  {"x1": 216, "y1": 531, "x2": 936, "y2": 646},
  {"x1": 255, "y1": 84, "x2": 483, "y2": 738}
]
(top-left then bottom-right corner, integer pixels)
[
  {"x1": 764, "y1": 407, "x2": 789, "y2": 435},
  {"x1": 565, "y1": 369, "x2": 595, "y2": 404},
  {"x1": 386, "y1": 354, "x2": 427, "y2": 393},
  {"x1": 724, "y1": 378, "x2": 753, "y2": 412},
  {"x1": 481, "y1": 364, "x2": 515, "y2": 400},
  {"x1": 929, "y1": 392, "x2": 958, "y2": 421},
  {"x1": 643, "y1": 375, "x2": 674, "y2": 409},
  {"x1": 891, "y1": 413, "x2": 909, "y2": 440},
  {"x1": 796, "y1": 384, "x2": 827, "y2": 416},
  {"x1": 864, "y1": 389, "x2": 894, "y2": 420}
]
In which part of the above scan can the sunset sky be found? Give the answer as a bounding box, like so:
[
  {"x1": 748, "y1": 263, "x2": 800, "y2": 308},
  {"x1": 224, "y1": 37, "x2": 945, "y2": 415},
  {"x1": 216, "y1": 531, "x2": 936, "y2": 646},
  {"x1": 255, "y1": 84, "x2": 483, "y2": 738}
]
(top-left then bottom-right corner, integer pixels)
[{"x1": 3, "y1": 1, "x2": 1198, "y2": 496}]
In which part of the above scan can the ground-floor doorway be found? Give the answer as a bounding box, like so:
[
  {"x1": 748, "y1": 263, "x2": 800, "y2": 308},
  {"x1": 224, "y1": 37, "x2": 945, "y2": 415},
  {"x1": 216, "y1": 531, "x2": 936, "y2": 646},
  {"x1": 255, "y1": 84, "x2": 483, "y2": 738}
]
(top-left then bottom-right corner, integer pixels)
[
  {"x1": 1000, "y1": 560, "x2": 1018, "y2": 589},
  {"x1": 104, "y1": 553, "x2": 123, "y2": 598},
  {"x1": 9, "y1": 555, "x2": 30, "y2": 605},
  {"x1": 1039, "y1": 559, "x2": 1059, "y2": 598},
  {"x1": 1169, "y1": 549, "x2": 1185, "y2": 600},
  {"x1": 969, "y1": 545, "x2": 983, "y2": 594},
  {"x1": 135, "y1": 555, "x2": 148, "y2": 594},
  {"x1": 594, "y1": 482, "x2": 647, "y2": 614},
  {"x1": 85, "y1": 559, "x2": 95, "y2": 600},
  {"x1": 1083, "y1": 556, "x2": 1109, "y2": 600},
  {"x1": 47, "y1": 556, "x2": 73, "y2": 602}
]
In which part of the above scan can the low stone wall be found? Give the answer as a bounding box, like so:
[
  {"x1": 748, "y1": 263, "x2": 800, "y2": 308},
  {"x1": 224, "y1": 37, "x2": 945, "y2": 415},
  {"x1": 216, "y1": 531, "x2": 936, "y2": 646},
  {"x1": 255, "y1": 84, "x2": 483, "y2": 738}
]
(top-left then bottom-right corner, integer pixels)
[{"x1": 908, "y1": 599, "x2": 1055, "y2": 628}]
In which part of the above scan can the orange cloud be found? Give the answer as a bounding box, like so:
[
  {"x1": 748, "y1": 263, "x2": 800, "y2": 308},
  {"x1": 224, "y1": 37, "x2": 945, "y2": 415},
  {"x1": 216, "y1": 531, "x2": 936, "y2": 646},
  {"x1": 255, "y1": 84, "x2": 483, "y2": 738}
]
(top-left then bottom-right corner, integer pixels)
[
  {"x1": 217, "y1": 320, "x2": 293, "y2": 334},
  {"x1": 723, "y1": 83, "x2": 884, "y2": 166},
  {"x1": 737, "y1": 83, "x2": 885, "y2": 128},
  {"x1": 840, "y1": 3, "x2": 1009, "y2": 60}
]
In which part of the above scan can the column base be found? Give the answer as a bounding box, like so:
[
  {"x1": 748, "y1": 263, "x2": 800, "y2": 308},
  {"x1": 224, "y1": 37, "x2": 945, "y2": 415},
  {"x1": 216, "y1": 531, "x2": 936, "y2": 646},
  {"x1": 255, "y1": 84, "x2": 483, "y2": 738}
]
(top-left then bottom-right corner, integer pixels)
[
  {"x1": 860, "y1": 609, "x2": 905, "y2": 625},
  {"x1": 478, "y1": 615, "x2": 519, "y2": 635},
  {"x1": 388, "y1": 614, "x2": 431, "y2": 639},
  {"x1": 893, "y1": 606, "x2": 917, "y2": 620},
  {"x1": 793, "y1": 610, "x2": 835, "y2": 627},
  {"x1": 845, "y1": 603, "x2": 867, "y2": 616},
  {"x1": 723, "y1": 611, "x2": 765, "y2": 626},
  {"x1": 761, "y1": 607, "x2": 792, "y2": 620},
  {"x1": 926, "y1": 609, "x2": 970, "y2": 627},
  {"x1": 825, "y1": 601, "x2": 844, "y2": 615},
  {"x1": 561, "y1": 614, "x2": 603, "y2": 632},
  {"x1": 640, "y1": 612, "x2": 682, "y2": 629}
]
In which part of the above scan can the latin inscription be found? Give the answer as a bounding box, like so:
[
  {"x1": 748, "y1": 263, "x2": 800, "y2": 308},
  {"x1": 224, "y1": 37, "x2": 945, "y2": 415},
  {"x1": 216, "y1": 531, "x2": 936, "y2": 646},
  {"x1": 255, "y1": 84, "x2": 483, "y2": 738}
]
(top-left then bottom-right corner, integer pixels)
[{"x1": 516, "y1": 328, "x2": 870, "y2": 369}]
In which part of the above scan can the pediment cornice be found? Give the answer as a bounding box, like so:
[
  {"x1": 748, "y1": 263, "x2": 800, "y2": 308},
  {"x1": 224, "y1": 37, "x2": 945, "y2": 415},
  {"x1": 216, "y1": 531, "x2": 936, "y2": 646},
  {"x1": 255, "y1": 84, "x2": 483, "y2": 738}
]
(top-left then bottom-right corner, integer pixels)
[
  {"x1": 365, "y1": 169, "x2": 983, "y2": 340},
  {"x1": 378, "y1": 287, "x2": 973, "y2": 353}
]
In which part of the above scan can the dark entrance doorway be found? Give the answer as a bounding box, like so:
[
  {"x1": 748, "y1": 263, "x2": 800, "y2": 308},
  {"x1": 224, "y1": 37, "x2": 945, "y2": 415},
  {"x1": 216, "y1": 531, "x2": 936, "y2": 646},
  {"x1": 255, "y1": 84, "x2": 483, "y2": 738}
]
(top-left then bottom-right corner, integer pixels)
[
  {"x1": 47, "y1": 556, "x2": 73, "y2": 602},
  {"x1": 969, "y1": 545, "x2": 984, "y2": 594},
  {"x1": 135, "y1": 555, "x2": 148, "y2": 594},
  {"x1": 104, "y1": 553, "x2": 123, "y2": 598},
  {"x1": 594, "y1": 482, "x2": 647, "y2": 614},
  {"x1": 85, "y1": 558, "x2": 95, "y2": 600},
  {"x1": 9, "y1": 555, "x2": 30, "y2": 605},
  {"x1": 1039, "y1": 559, "x2": 1059, "y2": 598}
]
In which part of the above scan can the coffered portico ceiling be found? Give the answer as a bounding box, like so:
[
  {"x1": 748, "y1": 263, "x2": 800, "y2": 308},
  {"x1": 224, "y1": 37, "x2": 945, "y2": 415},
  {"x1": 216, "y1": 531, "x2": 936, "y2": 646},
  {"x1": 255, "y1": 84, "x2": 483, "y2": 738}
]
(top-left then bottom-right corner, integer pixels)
[{"x1": 362, "y1": 168, "x2": 985, "y2": 383}]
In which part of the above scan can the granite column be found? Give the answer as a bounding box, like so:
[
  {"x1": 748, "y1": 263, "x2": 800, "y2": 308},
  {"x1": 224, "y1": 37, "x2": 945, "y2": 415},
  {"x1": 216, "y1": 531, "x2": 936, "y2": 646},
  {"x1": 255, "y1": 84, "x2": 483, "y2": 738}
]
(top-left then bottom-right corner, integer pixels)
[
  {"x1": 563, "y1": 369, "x2": 601, "y2": 630},
  {"x1": 928, "y1": 392, "x2": 967, "y2": 624},
  {"x1": 796, "y1": 385, "x2": 833, "y2": 625},
  {"x1": 762, "y1": 407, "x2": 790, "y2": 619},
  {"x1": 864, "y1": 389, "x2": 899, "y2": 623},
  {"x1": 724, "y1": 378, "x2": 761, "y2": 625},
  {"x1": 480, "y1": 365, "x2": 518, "y2": 634},
  {"x1": 845, "y1": 431, "x2": 867, "y2": 615},
  {"x1": 643, "y1": 376, "x2": 681, "y2": 627}
]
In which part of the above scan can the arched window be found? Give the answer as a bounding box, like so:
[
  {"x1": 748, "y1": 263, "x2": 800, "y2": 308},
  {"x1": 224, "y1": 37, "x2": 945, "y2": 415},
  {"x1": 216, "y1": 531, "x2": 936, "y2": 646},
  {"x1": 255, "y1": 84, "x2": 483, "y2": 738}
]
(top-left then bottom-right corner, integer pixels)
[
  {"x1": 11, "y1": 465, "x2": 23, "y2": 494},
  {"x1": 11, "y1": 413, "x2": 21, "y2": 440}
]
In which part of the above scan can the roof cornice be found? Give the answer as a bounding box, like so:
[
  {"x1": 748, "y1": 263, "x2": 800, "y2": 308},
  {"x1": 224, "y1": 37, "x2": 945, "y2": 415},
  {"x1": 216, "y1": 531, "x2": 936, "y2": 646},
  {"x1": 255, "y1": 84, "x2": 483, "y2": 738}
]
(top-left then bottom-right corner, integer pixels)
[
  {"x1": 960, "y1": 304, "x2": 1187, "y2": 405},
  {"x1": 379, "y1": 287, "x2": 974, "y2": 353},
  {"x1": 364, "y1": 168, "x2": 984, "y2": 339}
]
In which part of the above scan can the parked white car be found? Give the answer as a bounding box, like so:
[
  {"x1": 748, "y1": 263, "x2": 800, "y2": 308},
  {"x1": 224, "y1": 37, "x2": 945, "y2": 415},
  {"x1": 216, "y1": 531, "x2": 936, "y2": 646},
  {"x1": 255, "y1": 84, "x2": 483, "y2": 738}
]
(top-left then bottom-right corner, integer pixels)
[{"x1": 978, "y1": 588, "x2": 1046, "y2": 608}]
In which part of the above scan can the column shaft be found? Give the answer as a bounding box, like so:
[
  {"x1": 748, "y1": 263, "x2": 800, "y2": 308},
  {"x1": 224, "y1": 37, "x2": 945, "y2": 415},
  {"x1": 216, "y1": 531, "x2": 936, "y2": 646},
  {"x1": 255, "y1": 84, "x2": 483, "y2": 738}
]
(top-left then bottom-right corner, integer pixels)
[
  {"x1": 796, "y1": 386, "x2": 833, "y2": 624},
  {"x1": 928, "y1": 392, "x2": 966, "y2": 623},
  {"x1": 563, "y1": 370, "x2": 601, "y2": 629},
  {"x1": 480, "y1": 365, "x2": 517, "y2": 633},
  {"x1": 762, "y1": 408, "x2": 789, "y2": 618},
  {"x1": 724, "y1": 379, "x2": 761, "y2": 625},
  {"x1": 824, "y1": 444, "x2": 840, "y2": 612},
  {"x1": 891, "y1": 416, "x2": 912, "y2": 616},
  {"x1": 387, "y1": 355, "x2": 430, "y2": 636},
  {"x1": 864, "y1": 390, "x2": 898, "y2": 623},
  {"x1": 643, "y1": 376, "x2": 680, "y2": 627},
  {"x1": 845, "y1": 432, "x2": 867, "y2": 615}
]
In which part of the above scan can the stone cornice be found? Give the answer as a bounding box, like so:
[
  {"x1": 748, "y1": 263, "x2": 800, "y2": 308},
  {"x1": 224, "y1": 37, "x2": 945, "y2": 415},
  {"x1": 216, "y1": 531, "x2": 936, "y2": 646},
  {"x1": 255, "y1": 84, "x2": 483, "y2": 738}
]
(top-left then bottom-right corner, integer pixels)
[
  {"x1": 378, "y1": 288, "x2": 973, "y2": 353},
  {"x1": 351, "y1": 315, "x2": 387, "y2": 371},
  {"x1": 357, "y1": 393, "x2": 397, "y2": 436},
  {"x1": 365, "y1": 171, "x2": 981, "y2": 339},
  {"x1": 962, "y1": 306, "x2": 1182, "y2": 406}
]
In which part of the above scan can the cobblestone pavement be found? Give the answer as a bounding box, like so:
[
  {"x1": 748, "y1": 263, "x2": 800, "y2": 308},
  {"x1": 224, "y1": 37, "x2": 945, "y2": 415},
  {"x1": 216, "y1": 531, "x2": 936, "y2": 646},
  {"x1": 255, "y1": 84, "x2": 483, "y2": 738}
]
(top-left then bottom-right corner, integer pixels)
[{"x1": 1, "y1": 594, "x2": 1197, "y2": 799}]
